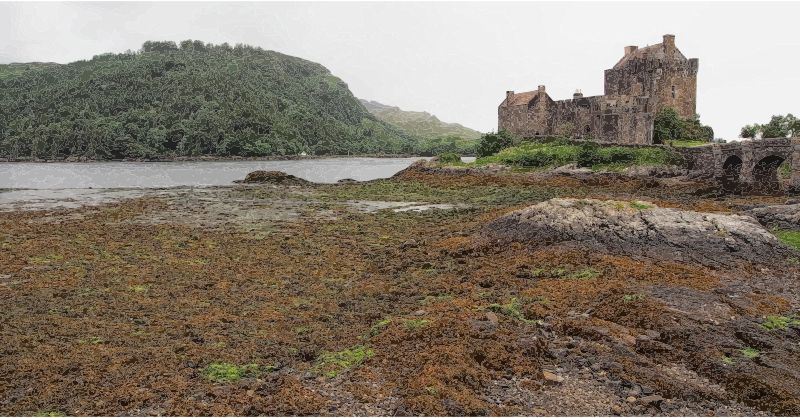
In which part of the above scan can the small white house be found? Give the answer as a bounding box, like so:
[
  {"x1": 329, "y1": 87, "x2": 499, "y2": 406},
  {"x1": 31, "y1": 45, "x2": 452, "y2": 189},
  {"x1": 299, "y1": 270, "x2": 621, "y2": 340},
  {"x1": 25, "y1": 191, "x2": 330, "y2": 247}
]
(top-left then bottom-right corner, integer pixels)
[{"x1": 300, "y1": 152, "x2": 307, "y2": 156}]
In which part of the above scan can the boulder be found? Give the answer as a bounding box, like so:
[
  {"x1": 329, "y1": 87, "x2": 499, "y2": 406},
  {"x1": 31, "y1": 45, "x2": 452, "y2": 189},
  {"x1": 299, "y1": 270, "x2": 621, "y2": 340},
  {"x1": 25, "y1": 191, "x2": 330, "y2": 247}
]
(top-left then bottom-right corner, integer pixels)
[
  {"x1": 234, "y1": 171, "x2": 310, "y2": 185},
  {"x1": 745, "y1": 203, "x2": 800, "y2": 231},
  {"x1": 480, "y1": 198, "x2": 798, "y2": 269}
]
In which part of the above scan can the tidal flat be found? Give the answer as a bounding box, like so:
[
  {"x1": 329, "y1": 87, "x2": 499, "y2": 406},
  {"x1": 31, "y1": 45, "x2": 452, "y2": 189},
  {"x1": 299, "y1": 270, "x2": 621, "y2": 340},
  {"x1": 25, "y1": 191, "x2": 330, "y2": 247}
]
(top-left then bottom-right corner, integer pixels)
[{"x1": 1, "y1": 167, "x2": 799, "y2": 417}]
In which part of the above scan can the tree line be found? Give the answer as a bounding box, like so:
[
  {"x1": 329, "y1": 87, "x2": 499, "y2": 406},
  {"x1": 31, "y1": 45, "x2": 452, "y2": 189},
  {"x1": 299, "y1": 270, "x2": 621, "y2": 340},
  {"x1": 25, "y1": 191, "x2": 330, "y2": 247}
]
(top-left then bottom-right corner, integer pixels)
[{"x1": 740, "y1": 114, "x2": 799, "y2": 140}]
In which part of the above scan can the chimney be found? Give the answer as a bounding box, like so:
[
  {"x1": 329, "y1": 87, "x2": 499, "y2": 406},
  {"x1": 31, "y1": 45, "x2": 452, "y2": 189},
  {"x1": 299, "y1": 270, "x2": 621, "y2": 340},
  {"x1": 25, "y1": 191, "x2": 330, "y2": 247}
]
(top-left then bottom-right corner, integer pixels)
[
  {"x1": 506, "y1": 91, "x2": 514, "y2": 105},
  {"x1": 538, "y1": 85, "x2": 546, "y2": 100},
  {"x1": 573, "y1": 89, "x2": 583, "y2": 99},
  {"x1": 663, "y1": 34, "x2": 675, "y2": 58},
  {"x1": 624, "y1": 45, "x2": 638, "y2": 56}
]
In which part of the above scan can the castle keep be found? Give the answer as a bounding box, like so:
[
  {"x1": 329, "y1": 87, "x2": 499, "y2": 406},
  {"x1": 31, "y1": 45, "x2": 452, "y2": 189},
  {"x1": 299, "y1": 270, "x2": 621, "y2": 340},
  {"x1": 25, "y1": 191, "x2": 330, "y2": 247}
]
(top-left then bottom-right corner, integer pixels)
[{"x1": 499, "y1": 35, "x2": 698, "y2": 144}]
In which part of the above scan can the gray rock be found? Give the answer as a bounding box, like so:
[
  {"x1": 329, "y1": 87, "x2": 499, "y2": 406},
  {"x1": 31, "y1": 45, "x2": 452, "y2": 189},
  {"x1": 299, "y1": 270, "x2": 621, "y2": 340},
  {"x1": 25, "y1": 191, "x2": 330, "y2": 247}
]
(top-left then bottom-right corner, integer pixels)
[
  {"x1": 552, "y1": 348, "x2": 569, "y2": 359},
  {"x1": 640, "y1": 395, "x2": 664, "y2": 405},
  {"x1": 234, "y1": 171, "x2": 311, "y2": 185},
  {"x1": 480, "y1": 198, "x2": 797, "y2": 269},
  {"x1": 211, "y1": 386, "x2": 233, "y2": 397},
  {"x1": 394, "y1": 404, "x2": 412, "y2": 417},
  {"x1": 745, "y1": 203, "x2": 800, "y2": 231}
]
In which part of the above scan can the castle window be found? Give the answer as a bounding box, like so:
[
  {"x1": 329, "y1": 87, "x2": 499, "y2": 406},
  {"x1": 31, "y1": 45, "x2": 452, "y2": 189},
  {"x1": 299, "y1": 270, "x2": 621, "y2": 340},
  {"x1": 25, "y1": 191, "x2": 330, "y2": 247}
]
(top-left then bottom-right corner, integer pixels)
[{"x1": 671, "y1": 85, "x2": 676, "y2": 98}]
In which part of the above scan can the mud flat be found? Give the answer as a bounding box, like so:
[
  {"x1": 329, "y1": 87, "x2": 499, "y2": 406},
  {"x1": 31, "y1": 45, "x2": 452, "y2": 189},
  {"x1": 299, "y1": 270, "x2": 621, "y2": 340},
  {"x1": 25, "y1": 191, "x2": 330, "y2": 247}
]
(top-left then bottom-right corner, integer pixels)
[{"x1": 1, "y1": 165, "x2": 799, "y2": 416}]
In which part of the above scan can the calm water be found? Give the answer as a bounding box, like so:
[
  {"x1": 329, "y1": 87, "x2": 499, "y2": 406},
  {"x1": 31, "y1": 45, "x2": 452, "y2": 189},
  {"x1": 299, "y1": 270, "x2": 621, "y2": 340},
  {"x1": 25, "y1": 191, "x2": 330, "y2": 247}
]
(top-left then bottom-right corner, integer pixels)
[{"x1": 0, "y1": 157, "x2": 476, "y2": 189}]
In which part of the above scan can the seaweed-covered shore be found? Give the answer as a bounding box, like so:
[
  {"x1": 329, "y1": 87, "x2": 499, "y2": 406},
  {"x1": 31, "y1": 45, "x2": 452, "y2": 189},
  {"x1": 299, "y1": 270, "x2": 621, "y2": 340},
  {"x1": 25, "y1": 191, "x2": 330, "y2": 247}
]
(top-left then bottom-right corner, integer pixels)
[{"x1": 1, "y1": 164, "x2": 799, "y2": 417}]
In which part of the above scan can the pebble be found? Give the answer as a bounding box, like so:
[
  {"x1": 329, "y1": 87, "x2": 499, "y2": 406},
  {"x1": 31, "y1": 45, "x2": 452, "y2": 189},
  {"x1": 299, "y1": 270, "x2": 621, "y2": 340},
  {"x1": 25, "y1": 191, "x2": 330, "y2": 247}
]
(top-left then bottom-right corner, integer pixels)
[{"x1": 627, "y1": 397, "x2": 637, "y2": 403}]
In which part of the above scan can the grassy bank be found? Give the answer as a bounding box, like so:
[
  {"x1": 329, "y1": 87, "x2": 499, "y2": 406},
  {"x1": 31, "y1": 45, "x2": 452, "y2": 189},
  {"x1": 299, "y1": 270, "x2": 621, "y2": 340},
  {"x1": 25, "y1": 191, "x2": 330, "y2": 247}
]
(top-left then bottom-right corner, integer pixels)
[{"x1": 455, "y1": 141, "x2": 684, "y2": 171}]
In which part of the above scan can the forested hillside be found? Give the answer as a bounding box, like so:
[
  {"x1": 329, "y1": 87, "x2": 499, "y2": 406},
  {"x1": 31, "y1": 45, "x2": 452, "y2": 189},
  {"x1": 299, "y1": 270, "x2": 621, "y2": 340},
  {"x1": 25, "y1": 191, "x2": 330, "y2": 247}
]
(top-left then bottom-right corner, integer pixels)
[{"x1": 0, "y1": 40, "x2": 420, "y2": 159}]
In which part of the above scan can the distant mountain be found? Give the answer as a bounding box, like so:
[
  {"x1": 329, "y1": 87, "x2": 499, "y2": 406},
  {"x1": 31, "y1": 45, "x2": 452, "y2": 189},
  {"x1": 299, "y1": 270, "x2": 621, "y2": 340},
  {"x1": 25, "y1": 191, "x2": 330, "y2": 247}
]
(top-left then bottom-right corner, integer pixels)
[{"x1": 360, "y1": 99, "x2": 481, "y2": 140}]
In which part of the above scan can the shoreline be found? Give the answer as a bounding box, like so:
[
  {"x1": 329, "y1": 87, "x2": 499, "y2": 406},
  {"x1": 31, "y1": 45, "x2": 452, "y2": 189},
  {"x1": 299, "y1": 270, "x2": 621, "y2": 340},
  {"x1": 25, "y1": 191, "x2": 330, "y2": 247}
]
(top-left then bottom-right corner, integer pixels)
[{"x1": 0, "y1": 154, "x2": 454, "y2": 163}]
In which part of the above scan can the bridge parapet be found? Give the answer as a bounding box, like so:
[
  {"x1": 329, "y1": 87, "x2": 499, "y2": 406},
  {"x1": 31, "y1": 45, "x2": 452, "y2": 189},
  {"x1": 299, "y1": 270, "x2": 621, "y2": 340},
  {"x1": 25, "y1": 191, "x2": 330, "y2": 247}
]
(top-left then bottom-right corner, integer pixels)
[{"x1": 675, "y1": 138, "x2": 797, "y2": 187}]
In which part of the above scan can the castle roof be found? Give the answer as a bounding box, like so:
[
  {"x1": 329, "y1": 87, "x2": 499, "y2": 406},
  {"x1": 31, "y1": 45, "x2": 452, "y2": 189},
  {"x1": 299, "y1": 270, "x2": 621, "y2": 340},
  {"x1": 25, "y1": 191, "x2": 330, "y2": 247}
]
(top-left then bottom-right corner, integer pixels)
[
  {"x1": 612, "y1": 44, "x2": 661, "y2": 69},
  {"x1": 500, "y1": 91, "x2": 543, "y2": 107}
]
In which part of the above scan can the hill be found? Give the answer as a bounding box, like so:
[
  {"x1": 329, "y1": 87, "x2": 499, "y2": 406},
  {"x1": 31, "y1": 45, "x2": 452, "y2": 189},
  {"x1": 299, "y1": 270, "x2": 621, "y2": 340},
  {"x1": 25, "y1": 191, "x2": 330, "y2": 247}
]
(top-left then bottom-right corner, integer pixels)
[
  {"x1": 0, "y1": 62, "x2": 58, "y2": 80},
  {"x1": 0, "y1": 41, "x2": 420, "y2": 159},
  {"x1": 360, "y1": 99, "x2": 481, "y2": 141}
]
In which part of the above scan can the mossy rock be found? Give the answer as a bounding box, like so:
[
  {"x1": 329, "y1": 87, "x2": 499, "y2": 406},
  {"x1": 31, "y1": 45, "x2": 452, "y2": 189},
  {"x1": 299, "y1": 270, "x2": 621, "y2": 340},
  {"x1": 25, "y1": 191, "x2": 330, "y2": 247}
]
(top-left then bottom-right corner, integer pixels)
[{"x1": 235, "y1": 171, "x2": 311, "y2": 185}]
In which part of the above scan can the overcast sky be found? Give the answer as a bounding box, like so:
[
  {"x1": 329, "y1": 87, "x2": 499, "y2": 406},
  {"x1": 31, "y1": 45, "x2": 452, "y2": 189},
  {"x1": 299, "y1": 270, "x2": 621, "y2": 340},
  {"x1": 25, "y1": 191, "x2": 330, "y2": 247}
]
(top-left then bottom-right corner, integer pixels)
[{"x1": 2, "y1": 1, "x2": 798, "y2": 141}]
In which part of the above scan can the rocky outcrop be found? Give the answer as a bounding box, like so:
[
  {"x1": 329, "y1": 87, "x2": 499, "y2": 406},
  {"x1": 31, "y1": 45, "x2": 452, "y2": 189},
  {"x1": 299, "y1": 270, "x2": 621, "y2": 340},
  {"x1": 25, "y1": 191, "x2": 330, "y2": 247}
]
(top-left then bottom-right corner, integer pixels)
[
  {"x1": 234, "y1": 171, "x2": 311, "y2": 185},
  {"x1": 392, "y1": 159, "x2": 510, "y2": 178},
  {"x1": 625, "y1": 165, "x2": 688, "y2": 178},
  {"x1": 481, "y1": 198, "x2": 797, "y2": 268},
  {"x1": 745, "y1": 202, "x2": 800, "y2": 231}
]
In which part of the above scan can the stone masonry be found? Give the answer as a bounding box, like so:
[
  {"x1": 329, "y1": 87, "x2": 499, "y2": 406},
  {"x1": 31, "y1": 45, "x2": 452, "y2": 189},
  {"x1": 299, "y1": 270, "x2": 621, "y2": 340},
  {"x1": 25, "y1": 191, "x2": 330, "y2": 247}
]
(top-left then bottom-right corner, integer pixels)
[{"x1": 499, "y1": 35, "x2": 698, "y2": 144}]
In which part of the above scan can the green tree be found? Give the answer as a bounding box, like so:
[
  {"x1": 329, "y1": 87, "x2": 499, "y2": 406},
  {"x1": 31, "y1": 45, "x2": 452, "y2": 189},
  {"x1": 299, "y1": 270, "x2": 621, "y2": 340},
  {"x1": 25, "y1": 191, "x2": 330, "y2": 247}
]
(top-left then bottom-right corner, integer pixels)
[
  {"x1": 653, "y1": 108, "x2": 685, "y2": 144},
  {"x1": 476, "y1": 129, "x2": 516, "y2": 158},
  {"x1": 740, "y1": 124, "x2": 761, "y2": 140},
  {"x1": 762, "y1": 115, "x2": 789, "y2": 138}
]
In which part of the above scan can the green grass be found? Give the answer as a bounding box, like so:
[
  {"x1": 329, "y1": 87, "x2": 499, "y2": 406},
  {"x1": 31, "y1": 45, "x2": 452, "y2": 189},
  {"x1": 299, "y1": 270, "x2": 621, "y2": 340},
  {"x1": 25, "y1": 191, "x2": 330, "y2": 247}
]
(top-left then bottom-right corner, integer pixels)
[
  {"x1": 201, "y1": 362, "x2": 263, "y2": 383},
  {"x1": 761, "y1": 315, "x2": 800, "y2": 331},
  {"x1": 629, "y1": 201, "x2": 653, "y2": 210},
  {"x1": 296, "y1": 326, "x2": 311, "y2": 333},
  {"x1": 741, "y1": 348, "x2": 760, "y2": 358},
  {"x1": 370, "y1": 317, "x2": 393, "y2": 336},
  {"x1": 403, "y1": 319, "x2": 432, "y2": 331},
  {"x1": 34, "y1": 411, "x2": 67, "y2": 417},
  {"x1": 315, "y1": 345, "x2": 374, "y2": 377},
  {"x1": 128, "y1": 284, "x2": 152, "y2": 292},
  {"x1": 622, "y1": 295, "x2": 647, "y2": 302},
  {"x1": 669, "y1": 140, "x2": 710, "y2": 147},
  {"x1": 487, "y1": 298, "x2": 535, "y2": 323},
  {"x1": 468, "y1": 142, "x2": 683, "y2": 170},
  {"x1": 773, "y1": 230, "x2": 800, "y2": 250},
  {"x1": 778, "y1": 162, "x2": 792, "y2": 179},
  {"x1": 721, "y1": 356, "x2": 734, "y2": 364}
]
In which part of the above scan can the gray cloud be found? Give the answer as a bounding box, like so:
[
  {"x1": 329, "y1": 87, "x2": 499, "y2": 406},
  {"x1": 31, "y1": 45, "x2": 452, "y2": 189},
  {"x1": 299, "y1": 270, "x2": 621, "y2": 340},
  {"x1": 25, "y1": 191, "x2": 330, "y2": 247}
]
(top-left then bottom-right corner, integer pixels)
[{"x1": 1, "y1": 1, "x2": 799, "y2": 141}]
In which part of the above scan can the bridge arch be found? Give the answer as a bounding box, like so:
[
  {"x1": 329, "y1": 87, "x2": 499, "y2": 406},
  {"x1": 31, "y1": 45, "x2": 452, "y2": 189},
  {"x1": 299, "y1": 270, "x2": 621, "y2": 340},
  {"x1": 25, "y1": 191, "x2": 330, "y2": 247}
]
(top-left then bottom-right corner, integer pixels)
[
  {"x1": 752, "y1": 155, "x2": 785, "y2": 188},
  {"x1": 722, "y1": 155, "x2": 743, "y2": 182}
]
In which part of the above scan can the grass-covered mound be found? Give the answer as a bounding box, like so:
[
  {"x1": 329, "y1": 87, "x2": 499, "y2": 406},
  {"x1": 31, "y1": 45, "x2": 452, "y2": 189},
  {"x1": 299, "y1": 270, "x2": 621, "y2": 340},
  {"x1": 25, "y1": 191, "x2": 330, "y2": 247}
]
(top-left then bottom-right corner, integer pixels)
[{"x1": 469, "y1": 140, "x2": 684, "y2": 172}]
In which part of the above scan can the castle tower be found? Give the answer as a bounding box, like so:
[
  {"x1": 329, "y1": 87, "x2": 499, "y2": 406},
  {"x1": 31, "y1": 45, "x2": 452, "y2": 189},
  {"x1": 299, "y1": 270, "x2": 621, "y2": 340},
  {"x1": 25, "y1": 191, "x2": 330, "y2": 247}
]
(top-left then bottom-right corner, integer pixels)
[{"x1": 535, "y1": 85, "x2": 548, "y2": 135}]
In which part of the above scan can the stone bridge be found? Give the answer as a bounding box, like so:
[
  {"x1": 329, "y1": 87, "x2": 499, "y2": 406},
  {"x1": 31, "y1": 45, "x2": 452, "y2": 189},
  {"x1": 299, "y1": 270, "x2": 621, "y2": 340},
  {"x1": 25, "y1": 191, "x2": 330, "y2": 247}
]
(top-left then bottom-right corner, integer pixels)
[{"x1": 676, "y1": 138, "x2": 799, "y2": 187}]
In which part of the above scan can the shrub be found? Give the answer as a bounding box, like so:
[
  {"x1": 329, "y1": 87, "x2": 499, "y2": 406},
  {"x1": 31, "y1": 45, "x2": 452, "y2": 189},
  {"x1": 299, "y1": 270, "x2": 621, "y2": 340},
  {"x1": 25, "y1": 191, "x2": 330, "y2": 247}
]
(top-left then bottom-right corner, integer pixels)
[
  {"x1": 606, "y1": 147, "x2": 636, "y2": 164},
  {"x1": 315, "y1": 345, "x2": 374, "y2": 377},
  {"x1": 437, "y1": 153, "x2": 462, "y2": 165},
  {"x1": 741, "y1": 348, "x2": 760, "y2": 358},
  {"x1": 577, "y1": 141, "x2": 602, "y2": 167},
  {"x1": 762, "y1": 315, "x2": 800, "y2": 331},
  {"x1": 476, "y1": 129, "x2": 516, "y2": 158}
]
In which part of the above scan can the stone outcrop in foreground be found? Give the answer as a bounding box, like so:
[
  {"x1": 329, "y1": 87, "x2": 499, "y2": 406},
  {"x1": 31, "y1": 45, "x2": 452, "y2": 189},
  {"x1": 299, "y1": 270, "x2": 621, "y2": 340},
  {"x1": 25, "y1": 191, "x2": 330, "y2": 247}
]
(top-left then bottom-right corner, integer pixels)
[
  {"x1": 745, "y1": 202, "x2": 800, "y2": 231},
  {"x1": 234, "y1": 171, "x2": 311, "y2": 185},
  {"x1": 481, "y1": 198, "x2": 797, "y2": 268}
]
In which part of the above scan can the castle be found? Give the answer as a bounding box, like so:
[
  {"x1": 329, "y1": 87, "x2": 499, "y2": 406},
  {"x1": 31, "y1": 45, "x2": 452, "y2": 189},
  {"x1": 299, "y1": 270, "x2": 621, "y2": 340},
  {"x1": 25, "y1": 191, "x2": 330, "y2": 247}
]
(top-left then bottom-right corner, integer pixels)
[{"x1": 498, "y1": 35, "x2": 698, "y2": 144}]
